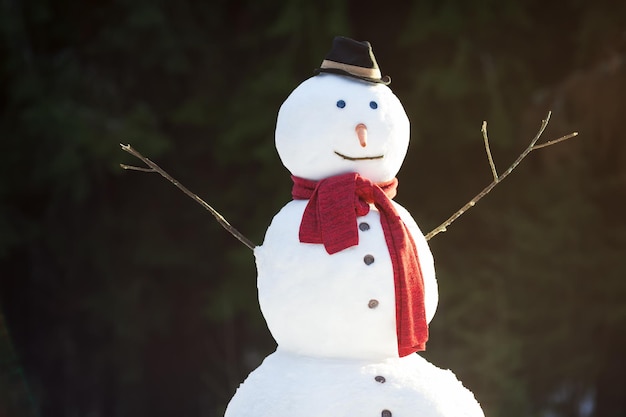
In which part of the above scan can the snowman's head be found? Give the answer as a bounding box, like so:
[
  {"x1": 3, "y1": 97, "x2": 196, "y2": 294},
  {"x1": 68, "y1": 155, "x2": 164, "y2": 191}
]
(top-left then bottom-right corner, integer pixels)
[{"x1": 275, "y1": 73, "x2": 410, "y2": 183}]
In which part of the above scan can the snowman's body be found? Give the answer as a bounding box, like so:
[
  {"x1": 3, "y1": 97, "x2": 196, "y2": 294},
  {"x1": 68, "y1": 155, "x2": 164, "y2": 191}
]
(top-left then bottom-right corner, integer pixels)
[
  {"x1": 224, "y1": 350, "x2": 484, "y2": 417},
  {"x1": 257, "y1": 199, "x2": 436, "y2": 360},
  {"x1": 224, "y1": 40, "x2": 484, "y2": 417}
]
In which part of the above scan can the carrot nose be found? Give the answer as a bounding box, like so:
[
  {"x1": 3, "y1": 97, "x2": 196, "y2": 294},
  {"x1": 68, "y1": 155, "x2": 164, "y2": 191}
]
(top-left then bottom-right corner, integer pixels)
[{"x1": 355, "y1": 123, "x2": 368, "y2": 147}]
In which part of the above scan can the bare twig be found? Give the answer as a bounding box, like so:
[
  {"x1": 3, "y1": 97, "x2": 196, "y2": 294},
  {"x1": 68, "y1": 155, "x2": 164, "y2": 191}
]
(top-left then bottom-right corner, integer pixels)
[
  {"x1": 531, "y1": 132, "x2": 579, "y2": 150},
  {"x1": 481, "y1": 121, "x2": 498, "y2": 181},
  {"x1": 425, "y1": 111, "x2": 578, "y2": 241},
  {"x1": 119, "y1": 164, "x2": 154, "y2": 172},
  {"x1": 120, "y1": 144, "x2": 256, "y2": 251}
]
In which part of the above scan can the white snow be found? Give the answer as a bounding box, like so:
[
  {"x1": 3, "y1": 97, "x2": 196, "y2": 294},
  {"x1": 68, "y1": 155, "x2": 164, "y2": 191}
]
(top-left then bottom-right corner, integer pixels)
[{"x1": 224, "y1": 350, "x2": 484, "y2": 417}]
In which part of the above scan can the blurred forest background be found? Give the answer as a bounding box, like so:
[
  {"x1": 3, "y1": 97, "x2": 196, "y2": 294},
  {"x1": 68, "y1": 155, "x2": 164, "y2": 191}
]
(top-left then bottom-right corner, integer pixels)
[{"x1": 1, "y1": 0, "x2": 625, "y2": 416}]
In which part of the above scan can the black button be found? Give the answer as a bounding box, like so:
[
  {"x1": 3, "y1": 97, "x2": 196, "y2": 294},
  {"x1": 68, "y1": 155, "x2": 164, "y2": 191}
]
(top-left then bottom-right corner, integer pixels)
[
  {"x1": 359, "y1": 222, "x2": 370, "y2": 231},
  {"x1": 382, "y1": 410, "x2": 392, "y2": 417},
  {"x1": 375, "y1": 375, "x2": 386, "y2": 383},
  {"x1": 363, "y1": 255, "x2": 375, "y2": 265},
  {"x1": 368, "y1": 299, "x2": 379, "y2": 309}
]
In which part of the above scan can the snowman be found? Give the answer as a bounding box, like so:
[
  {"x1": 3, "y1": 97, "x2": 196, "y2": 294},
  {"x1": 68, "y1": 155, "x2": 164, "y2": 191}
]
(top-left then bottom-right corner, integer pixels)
[{"x1": 224, "y1": 37, "x2": 484, "y2": 417}]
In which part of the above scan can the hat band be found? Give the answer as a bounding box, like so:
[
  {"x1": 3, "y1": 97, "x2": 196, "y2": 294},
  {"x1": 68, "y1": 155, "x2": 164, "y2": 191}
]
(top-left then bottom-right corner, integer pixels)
[{"x1": 320, "y1": 59, "x2": 382, "y2": 80}]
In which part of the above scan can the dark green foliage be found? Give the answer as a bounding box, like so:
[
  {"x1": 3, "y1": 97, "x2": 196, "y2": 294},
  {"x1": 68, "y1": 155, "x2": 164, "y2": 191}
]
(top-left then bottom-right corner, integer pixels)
[
  {"x1": 1, "y1": 0, "x2": 625, "y2": 416},
  {"x1": 0, "y1": 311, "x2": 38, "y2": 417}
]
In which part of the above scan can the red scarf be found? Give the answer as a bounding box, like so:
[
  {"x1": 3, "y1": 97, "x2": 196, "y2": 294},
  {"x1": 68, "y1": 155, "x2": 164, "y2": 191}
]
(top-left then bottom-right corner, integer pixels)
[{"x1": 292, "y1": 173, "x2": 428, "y2": 356}]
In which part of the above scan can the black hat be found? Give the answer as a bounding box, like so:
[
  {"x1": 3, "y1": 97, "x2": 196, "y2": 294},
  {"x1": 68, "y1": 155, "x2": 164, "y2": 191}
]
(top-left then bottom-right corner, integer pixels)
[{"x1": 314, "y1": 36, "x2": 391, "y2": 85}]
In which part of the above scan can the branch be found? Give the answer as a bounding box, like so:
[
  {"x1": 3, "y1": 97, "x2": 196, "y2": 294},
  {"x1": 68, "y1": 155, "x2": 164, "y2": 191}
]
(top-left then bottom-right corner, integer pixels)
[
  {"x1": 481, "y1": 120, "x2": 498, "y2": 181},
  {"x1": 425, "y1": 111, "x2": 578, "y2": 241},
  {"x1": 120, "y1": 144, "x2": 256, "y2": 251}
]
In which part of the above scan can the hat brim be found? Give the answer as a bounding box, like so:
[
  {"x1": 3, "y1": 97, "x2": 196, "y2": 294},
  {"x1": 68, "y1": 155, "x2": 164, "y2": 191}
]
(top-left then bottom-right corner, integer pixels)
[{"x1": 313, "y1": 68, "x2": 391, "y2": 85}]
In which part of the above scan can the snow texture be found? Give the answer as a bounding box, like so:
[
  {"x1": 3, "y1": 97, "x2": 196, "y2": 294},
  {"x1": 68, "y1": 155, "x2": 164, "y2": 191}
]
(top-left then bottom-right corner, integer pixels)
[{"x1": 224, "y1": 350, "x2": 484, "y2": 417}]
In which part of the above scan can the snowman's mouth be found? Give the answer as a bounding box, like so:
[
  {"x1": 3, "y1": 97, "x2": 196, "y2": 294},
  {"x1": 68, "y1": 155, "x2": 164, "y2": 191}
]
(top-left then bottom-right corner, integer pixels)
[{"x1": 334, "y1": 151, "x2": 384, "y2": 161}]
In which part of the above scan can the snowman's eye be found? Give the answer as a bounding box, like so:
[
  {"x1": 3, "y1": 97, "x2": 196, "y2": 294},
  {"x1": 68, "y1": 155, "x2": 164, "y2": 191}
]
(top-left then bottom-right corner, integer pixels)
[
  {"x1": 369, "y1": 101, "x2": 378, "y2": 109},
  {"x1": 336, "y1": 100, "x2": 346, "y2": 109}
]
